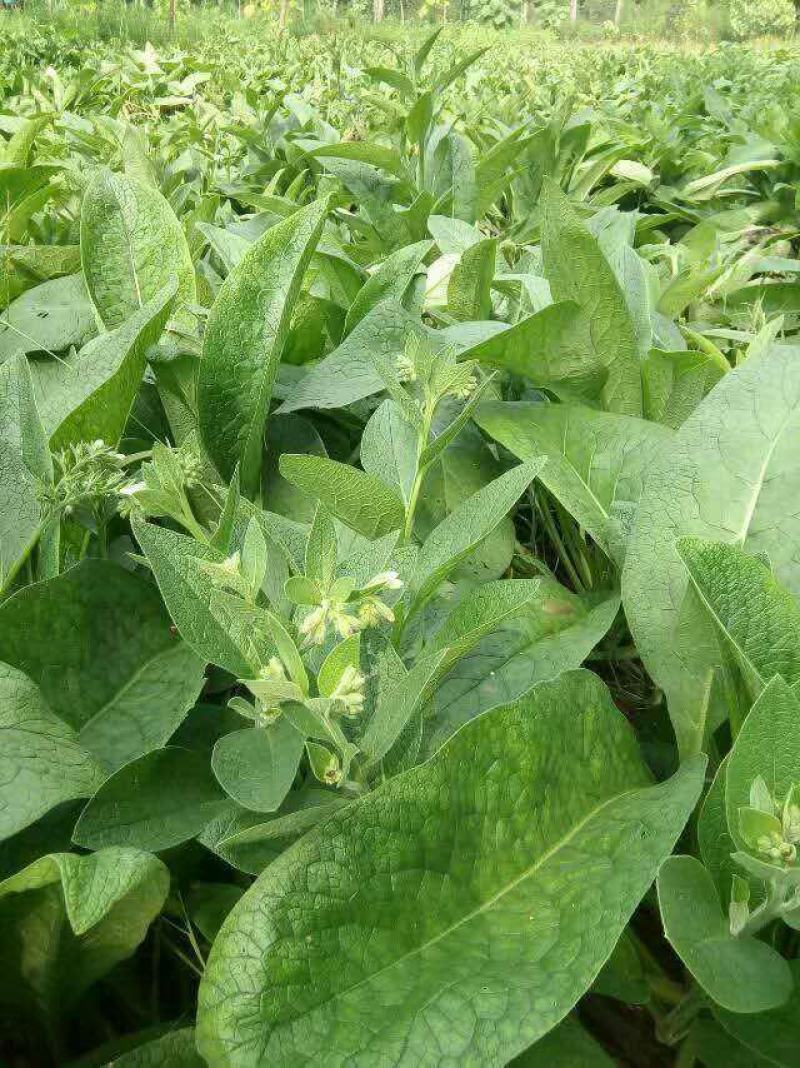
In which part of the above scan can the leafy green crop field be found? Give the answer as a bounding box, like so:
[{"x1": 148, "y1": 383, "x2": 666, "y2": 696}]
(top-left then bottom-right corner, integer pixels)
[{"x1": 3, "y1": 18, "x2": 800, "y2": 1068}]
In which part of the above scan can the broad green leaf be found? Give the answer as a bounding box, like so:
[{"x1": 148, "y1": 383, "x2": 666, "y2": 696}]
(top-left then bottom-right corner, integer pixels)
[
  {"x1": 80, "y1": 169, "x2": 195, "y2": 329},
  {"x1": 0, "y1": 273, "x2": 96, "y2": 361},
  {"x1": 714, "y1": 959, "x2": 800, "y2": 1068},
  {"x1": 540, "y1": 180, "x2": 641, "y2": 416},
  {"x1": 642, "y1": 348, "x2": 726, "y2": 429},
  {"x1": 691, "y1": 1017, "x2": 773, "y2": 1068},
  {"x1": 725, "y1": 677, "x2": 800, "y2": 852},
  {"x1": 512, "y1": 1016, "x2": 614, "y2": 1066},
  {"x1": 211, "y1": 720, "x2": 305, "y2": 813},
  {"x1": 623, "y1": 344, "x2": 800, "y2": 758},
  {"x1": 344, "y1": 240, "x2": 430, "y2": 334},
  {"x1": 657, "y1": 854, "x2": 792, "y2": 1012},
  {"x1": 0, "y1": 662, "x2": 104, "y2": 842},
  {"x1": 73, "y1": 747, "x2": 227, "y2": 852},
  {"x1": 197, "y1": 198, "x2": 328, "y2": 492},
  {"x1": 460, "y1": 302, "x2": 603, "y2": 405},
  {"x1": 132, "y1": 519, "x2": 255, "y2": 678},
  {"x1": 0, "y1": 354, "x2": 49, "y2": 592},
  {"x1": 591, "y1": 930, "x2": 649, "y2": 1004},
  {"x1": 277, "y1": 300, "x2": 419, "y2": 415},
  {"x1": 98, "y1": 1027, "x2": 204, "y2": 1067},
  {"x1": 0, "y1": 847, "x2": 168, "y2": 1026},
  {"x1": 426, "y1": 581, "x2": 620, "y2": 753},
  {"x1": 477, "y1": 401, "x2": 673, "y2": 565},
  {"x1": 678, "y1": 537, "x2": 800, "y2": 694},
  {"x1": 33, "y1": 282, "x2": 176, "y2": 449},
  {"x1": 360, "y1": 399, "x2": 418, "y2": 507},
  {"x1": 197, "y1": 670, "x2": 703, "y2": 1068},
  {"x1": 1, "y1": 244, "x2": 80, "y2": 309},
  {"x1": 0, "y1": 560, "x2": 206, "y2": 771},
  {"x1": 698, "y1": 755, "x2": 738, "y2": 904},
  {"x1": 279, "y1": 454, "x2": 405, "y2": 540},
  {"x1": 447, "y1": 237, "x2": 495, "y2": 321},
  {"x1": 408, "y1": 459, "x2": 543, "y2": 614}
]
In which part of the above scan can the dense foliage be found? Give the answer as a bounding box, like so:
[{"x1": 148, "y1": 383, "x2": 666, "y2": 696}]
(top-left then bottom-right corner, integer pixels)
[{"x1": 4, "y1": 19, "x2": 800, "y2": 1068}]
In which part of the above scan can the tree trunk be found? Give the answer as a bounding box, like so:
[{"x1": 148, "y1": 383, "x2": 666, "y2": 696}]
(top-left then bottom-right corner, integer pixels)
[
  {"x1": 569, "y1": 0, "x2": 577, "y2": 22},
  {"x1": 373, "y1": 0, "x2": 384, "y2": 21},
  {"x1": 279, "y1": 0, "x2": 290, "y2": 30},
  {"x1": 168, "y1": 0, "x2": 175, "y2": 31},
  {"x1": 614, "y1": 0, "x2": 623, "y2": 24}
]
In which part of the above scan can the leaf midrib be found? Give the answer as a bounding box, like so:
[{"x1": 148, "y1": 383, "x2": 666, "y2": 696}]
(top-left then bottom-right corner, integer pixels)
[{"x1": 262, "y1": 778, "x2": 641, "y2": 1042}]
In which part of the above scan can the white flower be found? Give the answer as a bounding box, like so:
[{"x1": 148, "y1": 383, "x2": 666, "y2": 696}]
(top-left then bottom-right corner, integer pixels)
[
  {"x1": 331, "y1": 665, "x2": 366, "y2": 717},
  {"x1": 358, "y1": 597, "x2": 395, "y2": 627},
  {"x1": 369, "y1": 570, "x2": 403, "y2": 591}
]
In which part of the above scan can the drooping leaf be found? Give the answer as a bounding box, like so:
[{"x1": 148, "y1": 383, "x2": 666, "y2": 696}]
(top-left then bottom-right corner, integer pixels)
[
  {"x1": 344, "y1": 240, "x2": 430, "y2": 334},
  {"x1": 360, "y1": 399, "x2": 418, "y2": 507},
  {"x1": 34, "y1": 282, "x2": 176, "y2": 449},
  {"x1": 0, "y1": 847, "x2": 168, "y2": 1028},
  {"x1": 477, "y1": 401, "x2": 672, "y2": 565},
  {"x1": 713, "y1": 959, "x2": 800, "y2": 1068},
  {"x1": 197, "y1": 669, "x2": 703, "y2": 1067}
]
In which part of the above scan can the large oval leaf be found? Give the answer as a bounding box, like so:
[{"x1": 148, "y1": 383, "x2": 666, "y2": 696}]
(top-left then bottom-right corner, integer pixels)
[
  {"x1": 623, "y1": 343, "x2": 800, "y2": 757},
  {"x1": 197, "y1": 670, "x2": 703, "y2": 1067},
  {"x1": 80, "y1": 169, "x2": 195, "y2": 329},
  {"x1": 197, "y1": 199, "x2": 328, "y2": 493}
]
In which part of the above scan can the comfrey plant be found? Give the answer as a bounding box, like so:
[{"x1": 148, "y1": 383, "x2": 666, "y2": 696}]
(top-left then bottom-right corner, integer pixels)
[{"x1": 5, "y1": 35, "x2": 800, "y2": 1065}]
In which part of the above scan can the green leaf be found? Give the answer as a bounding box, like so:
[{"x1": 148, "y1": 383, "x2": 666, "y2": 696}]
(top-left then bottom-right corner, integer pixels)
[
  {"x1": 678, "y1": 537, "x2": 800, "y2": 694},
  {"x1": 80, "y1": 169, "x2": 196, "y2": 329},
  {"x1": 512, "y1": 1015, "x2": 614, "y2": 1066},
  {"x1": 197, "y1": 670, "x2": 703, "y2": 1067},
  {"x1": 447, "y1": 236, "x2": 495, "y2": 321},
  {"x1": 623, "y1": 343, "x2": 800, "y2": 758},
  {"x1": 344, "y1": 240, "x2": 430, "y2": 334},
  {"x1": 657, "y1": 854, "x2": 792, "y2": 1012},
  {"x1": 95, "y1": 1027, "x2": 204, "y2": 1067},
  {"x1": 713, "y1": 959, "x2": 800, "y2": 1067},
  {"x1": 360, "y1": 399, "x2": 418, "y2": 507},
  {"x1": 725, "y1": 676, "x2": 800, "y2": 852},
  {"x1": 132, "y1": 519, "x2": 255, "y2": 678},
  {"x1": 407, "y1": 459, "x2": 543, "y2": 614},
  {"x1": 426, "y1": 581, "x2": 620, "y2": 753},
  {"x1": 197, "y1": 199, "x2": 328, "y2": 492},
  {"x1": 0, "y1": 354, "x2": 48, "y2": 592},
  {"x1": 1, "y1": 243, "x2": 80, "y2": 310},
  {"x1": 0, "y1": 847, "x2": 168, "y2": 1024},
  {"x1": 35, "y1": 283, "x2": 176, "y2": 449},
  {"x1": 698, "y1": 755, "x2": 738, "y2": 903},
  {"x1": 477, "y1": 401, "x2": 672, "y2": 565},
  {"x1": 0, "y1": 273, "x2": 96, "y2": 361},
  {"x1": 211, "y1": 720, "x2": 305, "y2": 814},
  {"x1": 0, "y1": 560, "x2": 206, "y2": 772},
  {"x1": 0, "y1": 662, "x2": 105, "y2": 842},
  {"x1": 280, "y1": 454, "x2": 405, "y2": 540},
  {"x1": 278, "y1": 300, "x2": 420, "y2": 415},
  {"x1": 73, "y1": 747, "x2": 227, "y2": 852},
  {"x1": 460, "y1": 302, "x2": 603, "y2": 405},
  {"x1": 691, "y1": 1017, "x2": 774, "y2": 1068},
  {"x1": 642, "y1": 348, "x2": 726, "y2": 429},
  {"x1": 540, "y1": 180, "x2": 642, "y2": 416}
]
